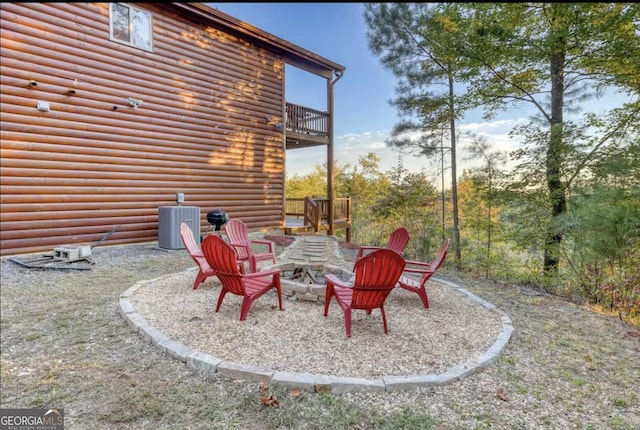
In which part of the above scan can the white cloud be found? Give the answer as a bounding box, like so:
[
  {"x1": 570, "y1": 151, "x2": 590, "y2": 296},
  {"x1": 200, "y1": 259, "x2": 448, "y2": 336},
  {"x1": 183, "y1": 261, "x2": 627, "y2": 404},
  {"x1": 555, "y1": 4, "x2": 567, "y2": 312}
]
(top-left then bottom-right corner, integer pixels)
[
  {"x1": 459, "y1": 118, "x2": 521, "y2": 131},
  {"x1": 285, "y1": 118, "x2": 527, "y2": 187}
]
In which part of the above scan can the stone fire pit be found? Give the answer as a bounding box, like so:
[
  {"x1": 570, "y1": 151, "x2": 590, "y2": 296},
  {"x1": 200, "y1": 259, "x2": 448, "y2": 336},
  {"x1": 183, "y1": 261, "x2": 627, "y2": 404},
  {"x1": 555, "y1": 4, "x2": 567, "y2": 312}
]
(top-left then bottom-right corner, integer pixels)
[{"x1": 264, "y1": 262, "x2": 353, "y2": 303}]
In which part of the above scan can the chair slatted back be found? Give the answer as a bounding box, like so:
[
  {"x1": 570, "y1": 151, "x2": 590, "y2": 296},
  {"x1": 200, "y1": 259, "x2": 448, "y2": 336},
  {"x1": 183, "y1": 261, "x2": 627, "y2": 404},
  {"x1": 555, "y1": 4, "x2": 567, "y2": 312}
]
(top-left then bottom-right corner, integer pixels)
[
  {"x1": 352, "y1": 249, "x2": 406, "y2": 309},
  {"x1": 180, "y1": 222, "x2": 201, "y2": 256},
  {"x1": 224, "y1": 218, "x2": 251, "y2": 260},
  {"x1": 386, "y1": 227, "x2": 410, "y2": 255},
  {"x1": 201, "y1": 235, "x2": 245, "y2": 296},
  {"x1": 180, "y1": 223, "x2": 210, "y2": 270},
  {"x1": 431, "y1": 239, "x2": 450, "y2": 272},
  {"x1": 421, "y1": 239, "x2": 450, "y2": 282}
]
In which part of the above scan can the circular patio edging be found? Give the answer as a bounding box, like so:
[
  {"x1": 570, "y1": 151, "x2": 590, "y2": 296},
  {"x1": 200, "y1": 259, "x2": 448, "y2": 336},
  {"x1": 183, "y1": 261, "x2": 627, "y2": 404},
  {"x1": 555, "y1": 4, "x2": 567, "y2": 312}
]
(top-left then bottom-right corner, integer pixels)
[{"x1": 118, "y1": 270, "x2": 514, "y2": 394}]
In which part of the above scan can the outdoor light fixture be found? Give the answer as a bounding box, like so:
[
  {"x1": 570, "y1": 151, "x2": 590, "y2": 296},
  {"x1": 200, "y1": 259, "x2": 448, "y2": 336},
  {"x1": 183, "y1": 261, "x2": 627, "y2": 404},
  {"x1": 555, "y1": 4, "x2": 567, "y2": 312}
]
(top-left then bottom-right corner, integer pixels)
[
  {"x1": 68, "y1": 78, "x2": 78, "y2": 94},
  {"x1": 128, "y1": 97, "x2": 143, "y2": 109},
  {"x1": 265, "y1": 115, "x2": 282, "y2": 129}
]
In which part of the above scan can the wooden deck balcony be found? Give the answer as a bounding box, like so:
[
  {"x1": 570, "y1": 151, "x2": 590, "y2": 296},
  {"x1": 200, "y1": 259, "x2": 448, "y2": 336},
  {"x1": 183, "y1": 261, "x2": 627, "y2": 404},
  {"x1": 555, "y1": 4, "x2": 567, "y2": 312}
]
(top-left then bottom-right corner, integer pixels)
[
  {"x1": 285, "y1": 102, "x2": 330, "y2": 149},
  {"x1": 284, "y1": 197, "x2": 352, "y2": 241}
]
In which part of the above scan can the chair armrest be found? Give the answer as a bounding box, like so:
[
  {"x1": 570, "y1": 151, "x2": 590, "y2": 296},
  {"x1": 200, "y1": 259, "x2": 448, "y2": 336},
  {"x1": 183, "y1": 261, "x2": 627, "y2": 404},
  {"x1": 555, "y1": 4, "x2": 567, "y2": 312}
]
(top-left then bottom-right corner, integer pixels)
[
  {"x1": 243, "y1": 268, "x2": 281, "y2": 279},
  {"x1": 251, "y1": 239, "x2": 275, "y2": 252},
  {"x1": 356, "y1": 245, "x2": 382, "y2": 259},
  {"x1": 228, "y1": 242, "x2": 250, "y2": 250},
  {"x1": 325, "y1": 273, "x2": 352, "y2": 288},
  {"x1": 403, "y1": 260, "x2": 434, "y2": 270}
]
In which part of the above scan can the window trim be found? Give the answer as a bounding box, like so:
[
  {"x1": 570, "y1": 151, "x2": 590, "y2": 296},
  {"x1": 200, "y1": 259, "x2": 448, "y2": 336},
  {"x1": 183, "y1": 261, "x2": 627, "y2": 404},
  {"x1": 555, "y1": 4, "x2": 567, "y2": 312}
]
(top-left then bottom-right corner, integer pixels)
[{"x1": 109, "y1": 3, "x2": 154, "y2": 52}]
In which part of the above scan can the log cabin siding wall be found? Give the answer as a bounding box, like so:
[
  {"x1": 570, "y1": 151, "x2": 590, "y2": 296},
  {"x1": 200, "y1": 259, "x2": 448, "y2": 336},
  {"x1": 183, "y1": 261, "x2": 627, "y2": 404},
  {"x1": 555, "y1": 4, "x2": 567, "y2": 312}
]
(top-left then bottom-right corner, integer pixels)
[{"x1": 0, "y1": 2, "x2": 287, "y2": 255}]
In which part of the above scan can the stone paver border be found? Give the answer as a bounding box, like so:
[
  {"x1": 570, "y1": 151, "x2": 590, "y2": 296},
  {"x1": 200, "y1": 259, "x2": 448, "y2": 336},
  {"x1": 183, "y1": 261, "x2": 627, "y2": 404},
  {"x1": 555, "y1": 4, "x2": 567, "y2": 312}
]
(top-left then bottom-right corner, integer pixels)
[{"x1": 119, "y1": 271, "x2": 514, "y2": 394}]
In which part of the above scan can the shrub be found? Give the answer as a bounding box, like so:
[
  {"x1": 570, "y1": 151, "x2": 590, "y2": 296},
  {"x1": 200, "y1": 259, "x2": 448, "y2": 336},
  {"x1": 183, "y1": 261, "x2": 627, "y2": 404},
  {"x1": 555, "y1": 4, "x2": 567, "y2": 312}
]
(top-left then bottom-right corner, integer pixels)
[{"x1": 598, "y1": 267, "x2": 640, "y2": 324}]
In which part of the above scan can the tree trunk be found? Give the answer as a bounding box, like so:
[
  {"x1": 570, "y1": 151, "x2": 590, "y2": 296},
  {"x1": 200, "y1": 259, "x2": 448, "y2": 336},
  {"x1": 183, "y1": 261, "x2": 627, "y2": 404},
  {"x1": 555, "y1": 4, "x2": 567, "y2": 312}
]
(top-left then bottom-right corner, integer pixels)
[
  {"x1": 544, "y1": 48, "x2": 567, "y2": 275},
  {"x1": 486, "y1": 170, "x2": 492, "y2": 279},
  {"x1": 448, "y1": 73, "x2": 462, "y2": 269}
]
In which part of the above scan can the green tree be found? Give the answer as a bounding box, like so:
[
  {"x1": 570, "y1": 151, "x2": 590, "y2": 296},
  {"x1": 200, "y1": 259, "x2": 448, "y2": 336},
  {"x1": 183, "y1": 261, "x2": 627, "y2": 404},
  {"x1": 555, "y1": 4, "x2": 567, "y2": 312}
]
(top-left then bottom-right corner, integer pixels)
[
  {"x1": 335, "y1": 153, "x2": 392, "y2": 242},
  {"x1": 463, "y1": 134, "x2": 507, "y2": 278},
  {"x1": 285, "y1": 166, "x2": 326, "y2": 198},
  {"x1": 456, "y1": 3, "x2": 640, "y2": 275},
  {"x1": 364, "y1": 3, "x2": 471, "y2": 269},
  {"x1": 372, "y1": 159, "x2": 440, "y2": 259}
]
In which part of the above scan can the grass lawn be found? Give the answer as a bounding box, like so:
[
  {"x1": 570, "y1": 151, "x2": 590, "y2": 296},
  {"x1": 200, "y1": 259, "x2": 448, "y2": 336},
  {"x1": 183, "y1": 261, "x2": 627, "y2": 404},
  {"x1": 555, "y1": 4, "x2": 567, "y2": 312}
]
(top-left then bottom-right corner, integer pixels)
[{"x1": 1, "y1": 242, "x2": 638, "y2": 429}]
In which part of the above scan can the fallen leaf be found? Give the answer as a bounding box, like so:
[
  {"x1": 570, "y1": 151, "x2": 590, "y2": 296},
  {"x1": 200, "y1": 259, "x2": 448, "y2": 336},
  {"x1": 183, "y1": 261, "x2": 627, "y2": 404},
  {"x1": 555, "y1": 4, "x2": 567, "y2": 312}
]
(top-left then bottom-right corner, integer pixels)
[
  {"x1": 585, "y1": 353, "x2": 592, "y2": 362},
  {"x1": 260, "y1": 395, "x2": 279, "y2": 407},
  {"x1": 290, "y1": 388, "x2": 303, "y2": 398},
  {"x1": 496, "y1": 387, "x2": 509, "y2": 402},
  {"x1": 259, "y1": 382, "x2": 270, "y2": 393}
]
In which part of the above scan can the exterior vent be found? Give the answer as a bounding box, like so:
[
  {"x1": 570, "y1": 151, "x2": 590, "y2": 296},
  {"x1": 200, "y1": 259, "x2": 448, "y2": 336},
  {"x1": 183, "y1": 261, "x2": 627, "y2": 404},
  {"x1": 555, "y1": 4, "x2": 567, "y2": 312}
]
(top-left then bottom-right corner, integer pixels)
[{"x1": 158, "y1": 206, "x2": 201, "y2": 249}]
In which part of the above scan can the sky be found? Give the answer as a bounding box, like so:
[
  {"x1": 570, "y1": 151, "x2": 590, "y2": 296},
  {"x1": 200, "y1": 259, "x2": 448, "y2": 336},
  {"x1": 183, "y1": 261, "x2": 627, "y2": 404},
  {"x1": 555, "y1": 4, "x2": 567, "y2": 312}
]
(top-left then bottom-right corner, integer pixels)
[{"x1": 209, "y1": 3, "x2": 627, "y2": 188}]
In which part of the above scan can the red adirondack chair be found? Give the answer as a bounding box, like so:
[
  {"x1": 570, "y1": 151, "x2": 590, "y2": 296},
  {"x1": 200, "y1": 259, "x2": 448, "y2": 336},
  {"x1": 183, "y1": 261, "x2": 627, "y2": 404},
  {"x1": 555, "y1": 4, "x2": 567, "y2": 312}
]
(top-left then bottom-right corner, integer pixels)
[
  {"x1": 201, "y1": 235, "x2": 283, "y2": 321},
  {"x1": 324, "y1": 248, "x2": 406, "y2": 338},
  {"x1": 224, "y1": 219, "x2": 276, "y2": 273},
  {"x1": 180, "y1": 222, "x2": 215, "y2": 290},
  {"x1": 397, "y1": 239, "x2": 450, "y2": 308},
  {"x1": 354, "y1": 227, "x2": 410, "y2": 269}
]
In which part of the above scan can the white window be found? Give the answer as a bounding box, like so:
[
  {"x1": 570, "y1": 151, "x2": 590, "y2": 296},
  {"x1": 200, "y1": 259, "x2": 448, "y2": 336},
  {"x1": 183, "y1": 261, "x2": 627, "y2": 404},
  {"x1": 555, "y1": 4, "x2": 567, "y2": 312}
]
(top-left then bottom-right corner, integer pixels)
[{"x1": 110, "y1": 3, "x2": 153, "y2": 52}]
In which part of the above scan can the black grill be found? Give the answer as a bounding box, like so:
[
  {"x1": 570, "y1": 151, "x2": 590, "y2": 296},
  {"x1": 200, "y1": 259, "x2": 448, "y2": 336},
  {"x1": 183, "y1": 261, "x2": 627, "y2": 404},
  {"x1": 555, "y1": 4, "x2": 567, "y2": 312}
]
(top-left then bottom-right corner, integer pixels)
[{"x1": 206, "y1": 209, "x2": 229, "y2": 232}]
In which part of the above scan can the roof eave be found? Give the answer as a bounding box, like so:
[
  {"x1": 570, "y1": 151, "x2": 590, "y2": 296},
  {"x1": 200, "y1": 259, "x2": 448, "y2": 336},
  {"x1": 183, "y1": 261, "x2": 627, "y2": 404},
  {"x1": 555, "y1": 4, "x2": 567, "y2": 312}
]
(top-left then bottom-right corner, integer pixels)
[{"x1": 168, "y1": 3, "x2": 345, "y2": 79}]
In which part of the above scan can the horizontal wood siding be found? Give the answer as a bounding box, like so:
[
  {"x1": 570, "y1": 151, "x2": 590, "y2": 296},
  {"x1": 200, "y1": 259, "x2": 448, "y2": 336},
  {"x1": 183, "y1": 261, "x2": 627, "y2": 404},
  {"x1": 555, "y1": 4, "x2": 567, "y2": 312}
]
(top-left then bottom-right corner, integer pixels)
[{"x1": 0, "y1": 2, "x2": 287, "y2": 255}]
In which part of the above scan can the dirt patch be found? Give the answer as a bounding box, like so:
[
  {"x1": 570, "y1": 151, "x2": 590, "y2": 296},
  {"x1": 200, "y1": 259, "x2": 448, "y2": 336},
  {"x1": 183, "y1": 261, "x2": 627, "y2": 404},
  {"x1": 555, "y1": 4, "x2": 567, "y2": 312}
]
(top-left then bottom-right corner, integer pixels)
[
  {"x1": 263, "y1": 235, "x2": 295, "y2": 247},
  {"x1": 338, "y1": 241, "x2": 361, "y2": 249}
]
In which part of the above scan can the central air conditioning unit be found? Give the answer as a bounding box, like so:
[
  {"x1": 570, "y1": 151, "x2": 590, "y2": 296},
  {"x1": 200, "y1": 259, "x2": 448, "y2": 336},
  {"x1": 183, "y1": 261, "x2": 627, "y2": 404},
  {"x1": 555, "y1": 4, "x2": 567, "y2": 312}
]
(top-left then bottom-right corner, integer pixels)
[{"x1": 158, "y1": 206, "x2": 201, "y2": 249}]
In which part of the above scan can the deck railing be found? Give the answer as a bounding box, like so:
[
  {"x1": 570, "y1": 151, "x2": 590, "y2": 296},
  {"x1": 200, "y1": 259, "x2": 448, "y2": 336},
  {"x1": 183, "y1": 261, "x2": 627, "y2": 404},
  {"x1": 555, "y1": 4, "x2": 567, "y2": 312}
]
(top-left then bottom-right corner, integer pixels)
[
  {"x1": 304, "y1": 197, "x2": 321, "y2": 231},
  {"x1": 285, "y1": 103, "x2": 329, "y2": 136},
  {"x1": 285, "y1": 198, "x2": 306, "y2": 217},
  {"x1": 286, "y1": 197, "x2": 351, "y2": 232}
]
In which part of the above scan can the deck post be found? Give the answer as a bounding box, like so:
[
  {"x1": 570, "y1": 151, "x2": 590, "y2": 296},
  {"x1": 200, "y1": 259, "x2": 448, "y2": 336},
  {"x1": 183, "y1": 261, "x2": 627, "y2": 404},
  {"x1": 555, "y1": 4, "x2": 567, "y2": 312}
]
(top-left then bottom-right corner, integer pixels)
[{"x1": 327, "y1": 70, "x2": 343, "y2": 237}]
